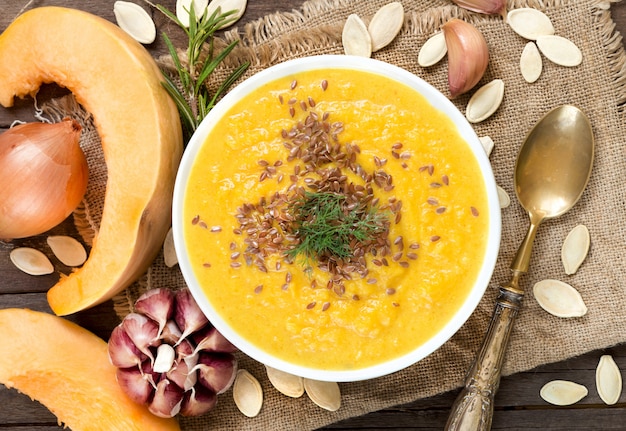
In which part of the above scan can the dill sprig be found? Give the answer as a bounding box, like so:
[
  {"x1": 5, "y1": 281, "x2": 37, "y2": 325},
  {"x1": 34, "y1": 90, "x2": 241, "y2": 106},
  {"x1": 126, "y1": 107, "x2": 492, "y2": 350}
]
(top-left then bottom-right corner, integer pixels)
[
  {"x1": 285, "y1": 191, "x2": 388, "y2": 262},
  {"x1": 156, "y1": 4, "x2": 250, "y2": 142}
]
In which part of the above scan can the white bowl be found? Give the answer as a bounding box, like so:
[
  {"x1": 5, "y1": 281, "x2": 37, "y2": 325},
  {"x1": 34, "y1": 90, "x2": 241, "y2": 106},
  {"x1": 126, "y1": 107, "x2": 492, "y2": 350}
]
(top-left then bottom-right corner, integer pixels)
[{"x1": 173, "y1": 55, "x2": 501, "y2": 382}]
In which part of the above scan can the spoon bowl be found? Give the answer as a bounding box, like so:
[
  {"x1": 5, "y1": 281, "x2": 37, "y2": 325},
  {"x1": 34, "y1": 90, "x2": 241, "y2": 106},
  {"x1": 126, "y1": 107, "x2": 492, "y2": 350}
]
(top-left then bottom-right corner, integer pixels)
[{"x1": 446, "y1": 105, "x2": 594, "y2": 431}]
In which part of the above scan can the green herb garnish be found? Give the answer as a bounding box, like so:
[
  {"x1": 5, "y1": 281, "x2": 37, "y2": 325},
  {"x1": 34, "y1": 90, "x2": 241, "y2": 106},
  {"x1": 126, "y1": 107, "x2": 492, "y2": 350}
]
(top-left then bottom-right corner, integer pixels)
[
  {"x1": 285, "y1": 191, "x2": 389, "y2": 263},
  {"x1": 156, "y1": 4, "x2": 250, "y2": 142}
]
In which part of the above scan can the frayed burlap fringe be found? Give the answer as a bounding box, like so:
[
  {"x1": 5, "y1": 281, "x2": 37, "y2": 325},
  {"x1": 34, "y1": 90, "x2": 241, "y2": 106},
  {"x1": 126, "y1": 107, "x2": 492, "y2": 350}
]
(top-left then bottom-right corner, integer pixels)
[{"x1": 43, "y1": 0, "x2": 626, "y2": 429}]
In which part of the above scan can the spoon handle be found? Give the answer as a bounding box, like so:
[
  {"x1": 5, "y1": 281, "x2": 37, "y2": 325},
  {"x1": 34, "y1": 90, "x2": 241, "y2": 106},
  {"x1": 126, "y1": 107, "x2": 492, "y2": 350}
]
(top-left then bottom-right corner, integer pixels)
[{"x1": 444, "y1": 283, "x2": 523, "y2": 431}]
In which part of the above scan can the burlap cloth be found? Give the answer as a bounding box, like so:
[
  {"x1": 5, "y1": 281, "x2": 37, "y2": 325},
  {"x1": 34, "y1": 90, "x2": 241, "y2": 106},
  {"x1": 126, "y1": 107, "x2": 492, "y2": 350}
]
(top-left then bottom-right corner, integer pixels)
[{"x1": 43, "y1": 0, "x2": 626, "y2": 429}]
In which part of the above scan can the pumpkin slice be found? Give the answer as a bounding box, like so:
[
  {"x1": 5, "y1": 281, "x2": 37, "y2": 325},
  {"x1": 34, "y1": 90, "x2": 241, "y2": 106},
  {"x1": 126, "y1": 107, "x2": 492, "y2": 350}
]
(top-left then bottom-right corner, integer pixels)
[
  {"x1": 0, "y1": 308, "x2": 181, "y2": 430},
  {"x1": 0, "y1": 7, "x2": 183, "y2": 315}
]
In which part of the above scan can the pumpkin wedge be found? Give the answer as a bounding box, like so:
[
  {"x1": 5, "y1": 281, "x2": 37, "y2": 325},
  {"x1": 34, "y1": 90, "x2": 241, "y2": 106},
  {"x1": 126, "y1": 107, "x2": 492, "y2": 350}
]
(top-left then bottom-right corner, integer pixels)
[
  {"x1": 0, "y1": 308, "x2": 181, "y2": 430},
  {"x1": 0, "y1": 7, "x2": 183, "y2": 315}
]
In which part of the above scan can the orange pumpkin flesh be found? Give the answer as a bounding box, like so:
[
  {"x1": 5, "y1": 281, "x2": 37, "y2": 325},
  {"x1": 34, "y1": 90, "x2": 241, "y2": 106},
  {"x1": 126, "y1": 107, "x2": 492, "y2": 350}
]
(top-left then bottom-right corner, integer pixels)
[
  {"x1": 0, "y1": 308, "x2": 181, "y2": 430},
  {"x1": 0, "y1": 7, "x2": 183, "y2": 315}
]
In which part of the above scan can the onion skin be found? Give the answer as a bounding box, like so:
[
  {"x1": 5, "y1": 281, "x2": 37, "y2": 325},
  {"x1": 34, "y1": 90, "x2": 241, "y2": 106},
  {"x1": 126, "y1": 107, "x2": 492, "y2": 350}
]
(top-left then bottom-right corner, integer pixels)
[{"x1": 0, "y1": 119, "x2": 87, "y2": 239}]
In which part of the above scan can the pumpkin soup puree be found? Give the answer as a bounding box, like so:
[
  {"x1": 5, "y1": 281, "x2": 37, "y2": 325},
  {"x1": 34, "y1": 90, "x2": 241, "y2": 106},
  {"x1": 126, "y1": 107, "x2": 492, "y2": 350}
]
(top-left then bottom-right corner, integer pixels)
[{"x1": 183, "y1": 68, "x2": 489, "y2": 371}]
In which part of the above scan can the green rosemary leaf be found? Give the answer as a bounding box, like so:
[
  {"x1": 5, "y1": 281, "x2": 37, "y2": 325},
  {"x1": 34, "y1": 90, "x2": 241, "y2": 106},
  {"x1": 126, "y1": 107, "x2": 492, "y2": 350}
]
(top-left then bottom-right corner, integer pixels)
[
  {"x1": 209, "y1": 62, "x2": 249, "y2": 108},
  {"x1": 194, "y1": 40, "x2": 239, "y2": 95}
]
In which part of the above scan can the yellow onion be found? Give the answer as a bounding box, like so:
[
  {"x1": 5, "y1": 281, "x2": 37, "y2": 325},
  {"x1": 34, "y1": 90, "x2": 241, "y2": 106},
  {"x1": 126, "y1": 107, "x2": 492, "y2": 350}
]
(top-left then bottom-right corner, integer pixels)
[{"x1": 0, "y1": 118, "x2": 87, "y2": 239}]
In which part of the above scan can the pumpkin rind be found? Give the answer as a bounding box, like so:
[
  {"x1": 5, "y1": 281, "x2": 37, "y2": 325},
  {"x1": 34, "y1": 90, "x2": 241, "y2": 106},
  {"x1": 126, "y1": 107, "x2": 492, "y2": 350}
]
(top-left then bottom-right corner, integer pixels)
[
  {"x1": 0, "y1": 308, "x2": 181, "y2": 431},
  {"x1": 0, "y1": 7, "x2": 183, "y2": 315}
]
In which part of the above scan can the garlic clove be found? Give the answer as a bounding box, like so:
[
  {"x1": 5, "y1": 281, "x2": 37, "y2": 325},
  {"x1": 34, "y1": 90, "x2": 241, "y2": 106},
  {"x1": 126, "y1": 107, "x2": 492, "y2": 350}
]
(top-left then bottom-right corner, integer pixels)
[
  {"x1": 206, "y1": 0, "x2": 247, "y2": 30},
  {"x1": 9, "y1": 247, "x2": 54, "y2": 276},
  {"x1": 149, "y1": 379, "x2": 184, "y2": 418},
  {"x1": 304, "y1": 378, "x2": 341, "y2": 411},
  {"x1": 450, "y1": 0, "x2": 506, "y2": 17},
  {"x1": 496, "y1": 185, "x2": 510, "y2": 208},
  {"x1": 115, "y1": 366, "x2": 155, "y2": 405},
  {"x1": 536, "y1": 35, "x2": 583, "y2": 67},
  {"x1": 342, "y1": 14, "x2": 372, "y2": 57},
  {"x1": 174, "y1": 288, "x2": 209, "y2": 342},
  {"x1": 532, "y1": 279, "x2": 588, "y2": 318},
  {"x1": 540, "y1": 380, "x2": 588, "y2": 405},
  {"x1": 113, "y1": 1, "x2": 156, "y2": 44},
  {"x1": 478, "y1": 135, "x2": 495, "y2": 157},
  {"x1": 561, "y1": 224, "x2": 590, "y2": 275},
  {"x1": 161, "y1": 319, "x2": 183, "y2": 345},
  {"x1": 368, "y1": 2, "x2": 404, "y2": 52},
  {"x1": 176, "y1": 0, "x2": 209, "y2": 27},
  {"x1": 520, "y1": 41, "x2": 543, "y2": 83},
  {"x1": 192, "y1": 324, "x2": 238, "y2": 354},
  {"x1": 441, "y1": 19, "x2": 489, "y2": 98},
  {"x1": 134, "y1": 288, "x2": 175, "y2": 337},
  {"x1": 266, "y1": 365, "x2": 305, "y2": 398},
  {"x1": 418, "y1": 32, "x2": 447, "y2": 67},
  {"x1": 46, "y1": 235, "x2": 87, "y2": 267},
  {"x1": 507, "y1": 8, "x2": 555, "y2": 41},
  {"x1": 180, "y1": 385, "x2": 218, "y2": 416},
  {"x1": 122, "y1": 312, "x2": 161, "y2": 362},
  {"x1": 233, "y1": 369, "x2": 263, "y2": 417},
  {"x1": 168, "y1": 353, "x2": 198, "y2": 391},
  {"x1": 465, "y1": 79, "x2": 505, "y2": 123},
  {"x1": 194, "y1": 352, "x2": 238, "y2": 394},
  {"x1": 596, "y1": 355, "x2": 622, "y2": 405},
  {"x1": 108, "y1": 324, "x2": 147, "y2": 368}
]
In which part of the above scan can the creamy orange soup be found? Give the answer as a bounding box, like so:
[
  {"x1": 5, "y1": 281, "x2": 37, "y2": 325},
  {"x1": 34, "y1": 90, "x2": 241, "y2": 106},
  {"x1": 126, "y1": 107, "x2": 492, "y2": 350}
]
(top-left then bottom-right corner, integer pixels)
[{"x1": 183, "y1": 68, "x2": 489, "y2": 371}]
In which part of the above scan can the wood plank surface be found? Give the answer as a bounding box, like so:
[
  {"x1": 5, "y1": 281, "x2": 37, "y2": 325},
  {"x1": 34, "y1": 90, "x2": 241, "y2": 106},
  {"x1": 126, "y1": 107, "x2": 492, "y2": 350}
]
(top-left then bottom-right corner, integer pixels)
[{"x1": 1, "y1": 1, "x2": 626, "y2": 430}]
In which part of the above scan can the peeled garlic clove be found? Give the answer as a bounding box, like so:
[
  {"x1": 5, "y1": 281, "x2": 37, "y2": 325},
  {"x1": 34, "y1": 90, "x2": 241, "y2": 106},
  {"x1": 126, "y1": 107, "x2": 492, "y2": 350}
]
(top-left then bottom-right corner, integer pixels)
[
  {"x1": 442, "y1": 19, "x2": 489, "y2": 98},
  {"x1": 233, "y1": 369, "x2": 263, "y2": 417},
  {"x1": 450, "y1": 0, "x2": 506, "y2": 17},
  {"x1": 368, "y1": 2, "x2": 404, "y2": 52},
  {"x1": 536, "y1": 35, "x2": 583, "y2": 67},
  {"x1": 418, "y1": 32, "x2": 447, "y2": 67},
  {"x1": 540, "y1": 380, "x2": 588, "y2": 405},
  {"x1": 520, "y1": 41, "x2": 542, "y2": 83},
  {"x1": 479, "y1": 135, "x2": 494, "y2": 156},
  {"x1": 465, "y1": 79, "x2": 505, "y2": 123},
  {"x1": 176, "y1": 0, "x2": 209, "y2": 27},
  {"x1": 10, "y1": 247, "x2": 54, "y2": 276},
  {"x1": 46, "y1": 235, "x2": 87, "y2": 267},
  {"x1": 507, "y1": 8, "x2": 555, "y2": 40},
  {"x1": 561, "y1": 224, "x2": 590, "y2": 275},
  {"x1": 342, "y1": 14, "x2": 372, "y2": 57},
  {"x1": 207, "y1": 0, "x2": 247, "y2": 29},
  {"x1": 113, "y1": 1, "x2": 156, "y2": 44},
  {"x1": 304, "y1": 378, "x2": 341, "y2": 411},
  {"x1": 596, "y1": 355, "x2": 622, "y2": 405},
  {"x1": 496, "y1": 185, "x2": 510, "y2": 208},
  {"x1": 163, "y1": 227, "x2": 178, "y2": 267},
  {"x1": 533, "y1": 279, "x2": 587, "y2": 318},
  {"x1": 266, "y1": 365, "x2": 305, "y2": 398}
]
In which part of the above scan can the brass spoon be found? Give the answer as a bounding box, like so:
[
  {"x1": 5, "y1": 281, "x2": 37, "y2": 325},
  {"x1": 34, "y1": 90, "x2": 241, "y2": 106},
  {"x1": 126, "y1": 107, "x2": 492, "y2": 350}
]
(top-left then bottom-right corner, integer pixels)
[{"x1": 445, "y1": 105, "x2": 594, "y2": 431}]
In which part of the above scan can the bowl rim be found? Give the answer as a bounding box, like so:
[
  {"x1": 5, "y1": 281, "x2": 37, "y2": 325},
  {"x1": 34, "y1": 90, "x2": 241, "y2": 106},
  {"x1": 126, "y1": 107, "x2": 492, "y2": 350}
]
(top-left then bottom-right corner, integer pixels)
[{"x1": 173, "y1": 54, "x2": 501, "y2": 382}]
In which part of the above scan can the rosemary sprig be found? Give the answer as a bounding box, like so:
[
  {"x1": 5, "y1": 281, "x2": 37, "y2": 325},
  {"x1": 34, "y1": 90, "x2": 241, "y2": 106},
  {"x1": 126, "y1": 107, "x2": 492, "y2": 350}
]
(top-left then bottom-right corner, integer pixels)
[
  {"x1": 157, "y1": 4, "x2": 250, "y2": 142},
  {"x1": 285, "y1": 191, "x2": 389, "y2": 262}
]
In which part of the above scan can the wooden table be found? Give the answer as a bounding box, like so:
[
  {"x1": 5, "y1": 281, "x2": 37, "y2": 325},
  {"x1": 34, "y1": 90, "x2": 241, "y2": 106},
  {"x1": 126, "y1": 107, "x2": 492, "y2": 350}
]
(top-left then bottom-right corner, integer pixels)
[{"x1": 2, "y1": 1, "x2": 626, "y2": 429}]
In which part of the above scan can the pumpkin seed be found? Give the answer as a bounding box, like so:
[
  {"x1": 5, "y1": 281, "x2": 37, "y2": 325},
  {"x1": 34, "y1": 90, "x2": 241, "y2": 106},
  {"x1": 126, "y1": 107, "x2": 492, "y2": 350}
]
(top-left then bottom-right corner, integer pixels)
[
  {"x1": 507, "y1": 8, "x2": 555, "y2": 40},
  {"x1": 113, "y1": 1, "x2": 156, "y2": 44},
  {"x1": 163, "y1": 227, "x2": 178, "y2": 268},
  {"x1": 342, "y1": 14, "x2": 372, "y2": 57},
  {"x1": 532, "y1": 279, "x2": 587, "y2": 318},
  {"x1": 520, "y1": 41, "x2": 542, "y2": 83},
  {"x1": 536, "y1": 35, "x2": 583, "y2": 67},
  {"x1": 561, "y1": 224, "x2": 590, "y2": 275},
  {"x1": 233, "y1": 369, "x2": 263, "y2": 417},
  {"x1": 265, "y1": 365, "x2": 305, "y2": 398},
  {"x1": 465, "y1": 79, "x2": 505, "y2": 123},
  {"x1": 540, "y1": 380, "x2": 588, "y2": 405},
  {"x1": 596, "y1": 355, "x2": 622, "y2": 405},
  {"x1": 368, "y1": 2, "x2": 404, "y2": 52},
  {"x1": 10, "y1": 247, "x2": 54, "y2": 276},
  {"x1": 478, "y1": 135, "x2": 494, "y2": 156},
  {"x1": 304, "y1": 378, "x2": 341, "y2": 411},
  {"x1": 176, "y1": 0, "x2": 209, "y2": 28},
  {"x1": 206, "y1": 0, "x2": 247, "y2": 29},
  {"x1": 418, "y1": 32, "x2": 447, "y2": 67},
  {"x1": 496, "y1": 185, "x2": 510, "y2": 208},
  {"x1": 47, "y1": 235, "x2": 87, "y2": 267}
]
